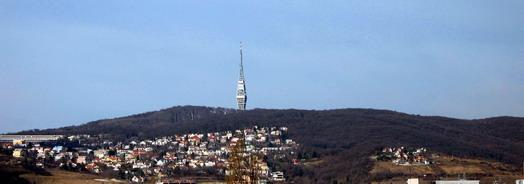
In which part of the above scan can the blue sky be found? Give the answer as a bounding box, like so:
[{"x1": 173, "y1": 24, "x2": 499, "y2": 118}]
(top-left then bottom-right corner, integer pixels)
[{"x1": 1, "y1": 1, "x2": 523, "y2": 133}]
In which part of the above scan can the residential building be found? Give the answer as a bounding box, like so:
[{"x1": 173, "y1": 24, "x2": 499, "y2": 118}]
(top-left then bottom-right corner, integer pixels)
[
  {"x1": 407, "y1": 178, "x2": 419, "y2": 184},
  {"x1": 435, "y1": 180, "x2": 479, "y2": 184}
]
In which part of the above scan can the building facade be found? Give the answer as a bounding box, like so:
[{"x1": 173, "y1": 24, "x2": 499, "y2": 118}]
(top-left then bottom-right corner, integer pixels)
[
  {"x1": 435, "y1": 180, "x2": 480, "y2": 184},
  {"x1": 0, "y1": 135, "x2": 62, "y2": 143}
]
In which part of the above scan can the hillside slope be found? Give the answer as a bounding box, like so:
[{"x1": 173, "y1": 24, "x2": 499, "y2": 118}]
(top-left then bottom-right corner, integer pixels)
[{"x1": 18, "y1": 106, "x2": 524, "y2": 183}]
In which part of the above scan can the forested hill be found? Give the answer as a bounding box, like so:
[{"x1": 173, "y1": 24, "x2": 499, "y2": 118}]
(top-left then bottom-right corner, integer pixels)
[{"x1": 17, "y1": 106, "x2": 524, "y2": 183}]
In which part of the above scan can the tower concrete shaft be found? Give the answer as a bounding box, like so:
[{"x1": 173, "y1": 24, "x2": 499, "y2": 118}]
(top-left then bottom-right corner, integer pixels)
[{"x1": 236, "y1": 42, "x2": 247, "y2": 110}]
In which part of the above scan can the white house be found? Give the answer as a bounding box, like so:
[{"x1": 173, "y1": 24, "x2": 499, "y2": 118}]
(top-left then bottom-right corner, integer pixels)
[{"x1": 270, "y1": 171, "x2": 285, "y2": 182}]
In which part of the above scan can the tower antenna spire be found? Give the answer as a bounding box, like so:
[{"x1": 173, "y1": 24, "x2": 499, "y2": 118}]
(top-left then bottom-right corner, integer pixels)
[{"x1": 239, "y1": 42, "x2": 244, "y2": 81}]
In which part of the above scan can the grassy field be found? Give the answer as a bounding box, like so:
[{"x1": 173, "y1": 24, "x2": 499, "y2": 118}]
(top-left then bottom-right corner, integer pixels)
[
  {"x1": 22, "y1": 169, "x2": 228, "y2": 184},
  {"x1": 371, "y1": 162, "x2": 434, "y2": 176},
  {"x1": 20, "y1": 169, "x2": 126, "y2": 184},
  {"x1": 371, "y1": 155, "x2": 524, "y2": 183}
]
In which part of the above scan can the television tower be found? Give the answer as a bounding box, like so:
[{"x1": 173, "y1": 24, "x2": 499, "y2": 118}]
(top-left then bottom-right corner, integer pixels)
[{"x1": 236, "y1": 42, "x2": 247, "y2": 110}]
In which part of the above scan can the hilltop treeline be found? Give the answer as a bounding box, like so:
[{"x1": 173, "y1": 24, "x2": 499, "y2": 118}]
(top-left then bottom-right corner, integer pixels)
[{"x1": 19, "y1": 106, "x2": 524, "y2": 183}]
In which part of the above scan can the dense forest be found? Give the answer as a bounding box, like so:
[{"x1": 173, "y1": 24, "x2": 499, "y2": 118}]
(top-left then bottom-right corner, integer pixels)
[{"x1": 17, "y1": 106, "x2": 524, "y2": 183}]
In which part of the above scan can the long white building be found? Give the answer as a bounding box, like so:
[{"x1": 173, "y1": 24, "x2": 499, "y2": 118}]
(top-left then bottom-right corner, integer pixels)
[
  {"x1": 0, "y1": 135, "x2": 62, "y2": 143},
  {"x1": 435, "y1": 180, "x2": 479, "y2": 184}
]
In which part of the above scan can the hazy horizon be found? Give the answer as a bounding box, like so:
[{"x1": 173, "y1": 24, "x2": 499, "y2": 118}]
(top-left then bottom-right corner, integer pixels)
[{"x1": 2, "y1": 1, "x2": 524, "y2": 133}]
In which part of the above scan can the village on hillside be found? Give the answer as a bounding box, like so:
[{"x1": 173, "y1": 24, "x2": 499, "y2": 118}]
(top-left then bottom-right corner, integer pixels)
[
  {"x1": 372, "y1": 147, "x2": 524, "y2": 184},
  {"x1": 0, "y1": 126, "x2": 299, "y2": 183},
  {"x1": 3, "y1": 130, "x2": 524, "y2": 184},
  {"x1": 375, "y1": 146, "x2": 432, "y2": 166}
]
